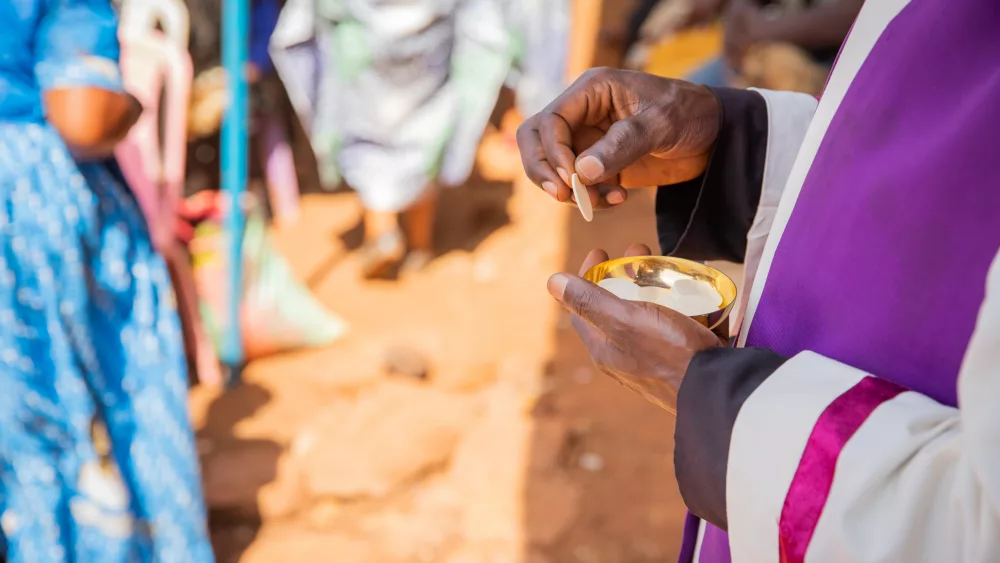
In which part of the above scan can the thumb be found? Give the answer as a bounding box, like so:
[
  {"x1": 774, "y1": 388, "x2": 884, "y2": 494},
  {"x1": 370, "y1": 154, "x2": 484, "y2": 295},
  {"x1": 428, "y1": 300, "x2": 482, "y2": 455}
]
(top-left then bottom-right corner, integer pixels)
[
  {"x1": 575, "y1": 116, "x2": 657, "y2": 185},
  {"x1": 547, "y1": 273, "x2": 629, "y2": 333}
]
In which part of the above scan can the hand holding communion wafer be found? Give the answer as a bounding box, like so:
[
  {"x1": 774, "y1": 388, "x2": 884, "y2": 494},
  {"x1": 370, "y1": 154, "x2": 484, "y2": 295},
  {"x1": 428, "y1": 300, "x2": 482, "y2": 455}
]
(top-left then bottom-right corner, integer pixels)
[
  {"x1": 516, "y1": 68, "x2": 721, "y2": 210},
  {"x1": 547, "y1": 244, "x2": 722, "y2": 413}
]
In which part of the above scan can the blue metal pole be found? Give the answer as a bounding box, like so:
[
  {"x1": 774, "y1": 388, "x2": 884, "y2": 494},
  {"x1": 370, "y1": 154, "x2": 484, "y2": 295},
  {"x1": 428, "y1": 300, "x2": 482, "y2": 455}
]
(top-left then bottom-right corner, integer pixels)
[{"x1": 220, "y1": 0, "x2": 249, "y2": 380}]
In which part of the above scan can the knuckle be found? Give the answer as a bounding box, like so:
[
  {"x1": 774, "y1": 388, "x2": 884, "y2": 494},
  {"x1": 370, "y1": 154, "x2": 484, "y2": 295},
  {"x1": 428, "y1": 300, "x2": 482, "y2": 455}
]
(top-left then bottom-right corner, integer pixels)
[
  {"x1": 515, "y1": 118, "x2": 536, "y2": 142},
  {"x1": 604, "y1": 336, "x2": 625, "y2": 355},
  {"x1": 515, "y1": 122, "x2": 528, "y2": 141},
  {"x1": 578, "y1": 67, "x2": 603, "y2": 83},
  {"x1": 571, "y1": 287, "x2": 600, "y2": 320},
  {"x1": 607, "y1": 123, "x2": 646, "y2": 158},
  {"x1": 644, "y1": 104, "x2": 671, "y2": 127},
  {"x1": 523, "y1": 167, "x2": 545, "y2": 186},
  {"x1": 577, "y1": 66, "x2": 617, "y2": 89},
  {"x1": 586, "y1": 66, "x2": 615, "y2": 82},
  {"x1": 538, "y1": 112, "x2": 561, "y2": 133},
  {"x1": 518, "y1": 156, "x2": 544, "y2": 184},
  {"x1": 625, "y1": 117, "x2": 650, "y2": 141}
]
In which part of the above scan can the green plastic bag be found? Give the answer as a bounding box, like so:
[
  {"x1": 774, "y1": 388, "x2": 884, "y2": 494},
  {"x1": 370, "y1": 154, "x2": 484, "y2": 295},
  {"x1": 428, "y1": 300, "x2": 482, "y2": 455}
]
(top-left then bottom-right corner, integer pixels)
[{"x1": 189, "y1": 194, "x2": 348, "y2": 359}]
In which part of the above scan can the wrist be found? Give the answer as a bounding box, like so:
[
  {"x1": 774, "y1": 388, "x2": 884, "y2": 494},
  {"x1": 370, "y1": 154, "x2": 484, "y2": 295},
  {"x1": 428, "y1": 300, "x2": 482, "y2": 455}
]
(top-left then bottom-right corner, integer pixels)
[
  {"x1": 685, "y1": 335, "x2": 725, "y2": 373},
  {"x1": 703, "y1": 84, "x2": 725, "y2": 149},
  {"x1": 660, "y1": 81, "x2": 724, "y2": 156},
  {"x1": 660, "y1": 331, "x2": 724, "y2": 395}
]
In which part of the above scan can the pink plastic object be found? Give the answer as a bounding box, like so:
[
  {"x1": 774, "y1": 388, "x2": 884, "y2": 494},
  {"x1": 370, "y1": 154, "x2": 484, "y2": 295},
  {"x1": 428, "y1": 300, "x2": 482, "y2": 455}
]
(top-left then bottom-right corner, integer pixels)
[
  {"x1": 115, "y1": 32, "x2": 224, "y2": 387},
  {"x1": 258, "y1": 113, "x2": 300, "y2": 226},
  {"x1": 116, "y1": 33, "x2": 190, "y2": 249}
]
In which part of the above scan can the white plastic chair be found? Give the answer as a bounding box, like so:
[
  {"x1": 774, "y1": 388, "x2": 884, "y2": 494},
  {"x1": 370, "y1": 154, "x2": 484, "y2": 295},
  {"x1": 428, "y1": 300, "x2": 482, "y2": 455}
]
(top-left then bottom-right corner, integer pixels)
[{"x1": 119, "y1": 0, "x2": 190, "y2": 49}]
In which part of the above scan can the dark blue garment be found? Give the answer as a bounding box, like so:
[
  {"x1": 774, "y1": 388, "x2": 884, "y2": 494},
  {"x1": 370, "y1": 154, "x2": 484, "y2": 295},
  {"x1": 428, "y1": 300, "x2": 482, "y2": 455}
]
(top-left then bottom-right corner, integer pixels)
[{"x1": 250, "y1": 0, "x2": 280, "y2": 74}]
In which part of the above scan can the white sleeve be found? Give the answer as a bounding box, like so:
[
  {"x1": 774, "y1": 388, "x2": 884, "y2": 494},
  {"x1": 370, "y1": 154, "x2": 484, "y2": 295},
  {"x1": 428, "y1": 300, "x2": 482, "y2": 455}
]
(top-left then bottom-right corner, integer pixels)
[
  {"x1": 733, "y1": 89, "x2": 818, "y2": 331},
  {"x1": 726, "y1": 250, "x2": 1000, "y2": 563}
]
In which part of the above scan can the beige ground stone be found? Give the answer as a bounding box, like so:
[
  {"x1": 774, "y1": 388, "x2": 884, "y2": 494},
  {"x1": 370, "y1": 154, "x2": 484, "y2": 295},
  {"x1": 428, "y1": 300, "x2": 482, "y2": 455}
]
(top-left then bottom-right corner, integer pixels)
[
  {"x1": 357, "y1": 476, "x2": 465, "y2": 562},
  {"x1": 240, "y1": 528, "x2": 381, "y2": 563},
  {"x1": 304, "y1": 498, "x2": 347, "y2": 529},
  {"x1": 255, "y1": 451, "x2": 306, "y2": 520},
  {"x1": 442, "y1": 541, "x2": 523, "y2": 563},
  {"x1": 296, "y1": 380, "x2": 481, "y2": 500},
  {"x1": 523, "y1": 473, "x2": 581, "y2": 547},
  {"x1": 432, "y1": 360, "x2": 498, "y2": 391},
  {"x1": 527, "y1": 418, "x2": 569, "y2": 472},
  {"x1": 449, "y1": 387, "x2": 530, "y2": 546}
]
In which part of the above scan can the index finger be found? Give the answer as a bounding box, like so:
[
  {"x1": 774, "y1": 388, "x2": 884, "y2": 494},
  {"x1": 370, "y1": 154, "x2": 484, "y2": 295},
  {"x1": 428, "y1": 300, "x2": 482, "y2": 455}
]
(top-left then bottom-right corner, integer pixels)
[
  {"x1": 532, "y1": 70, "x2": 615, "y2": 179},
  {"x1": 516, "y1": 118, "x2": 572, "y2": 202},
  {"x1": 538, "y1": 112, "x2": 578, "y2": 187}
]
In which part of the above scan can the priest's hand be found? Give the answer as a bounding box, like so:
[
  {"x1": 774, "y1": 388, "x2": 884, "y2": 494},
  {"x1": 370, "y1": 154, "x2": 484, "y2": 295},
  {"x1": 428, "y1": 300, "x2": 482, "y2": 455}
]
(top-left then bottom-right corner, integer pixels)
[
  {"x1": 516, "y1": 68, "x2": 721, "y2": 209},
  {"x1": 548, "y1": 244, "x2": 723, "y2": 413}
]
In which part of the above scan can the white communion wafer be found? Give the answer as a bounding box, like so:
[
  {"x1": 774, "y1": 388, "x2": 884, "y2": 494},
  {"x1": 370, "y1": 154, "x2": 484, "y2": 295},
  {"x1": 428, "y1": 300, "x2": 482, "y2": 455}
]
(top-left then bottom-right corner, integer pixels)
[
  {"x1": 662, "y1": 293, "x2": 720, "y2": 316},
  {"x1": 670, "y1": 279, "x2": 722, "y2": 307},
  {"x1": 636, "y1": 285, "x2": 672, "y2": 304},
  {"x1": 597, "y1": 278, "x2": 641, "y2": 300},
  {"x1": 632, "y1": 282, "x2": 721, "y2": 316},
  {"x1": 571, "y1": 173, "x2": 594, "y2": 222}
]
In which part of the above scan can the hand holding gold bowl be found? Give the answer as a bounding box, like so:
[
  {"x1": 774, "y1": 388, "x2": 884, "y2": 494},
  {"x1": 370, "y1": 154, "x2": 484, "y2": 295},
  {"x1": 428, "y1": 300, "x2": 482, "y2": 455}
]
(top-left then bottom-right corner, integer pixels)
[
  {"x1": 547, "y1": 249, "x2": 737, "y2": 414},
  {"x1": 583, "y1": 256, "x2": 738, "y2": 341}
]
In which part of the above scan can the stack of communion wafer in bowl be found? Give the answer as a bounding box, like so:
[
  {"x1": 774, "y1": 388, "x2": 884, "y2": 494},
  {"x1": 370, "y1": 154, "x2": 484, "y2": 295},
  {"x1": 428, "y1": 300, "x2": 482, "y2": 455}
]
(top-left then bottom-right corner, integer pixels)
[{"x1": 583, "y1": 254, "x2": 738, "y2": 340}]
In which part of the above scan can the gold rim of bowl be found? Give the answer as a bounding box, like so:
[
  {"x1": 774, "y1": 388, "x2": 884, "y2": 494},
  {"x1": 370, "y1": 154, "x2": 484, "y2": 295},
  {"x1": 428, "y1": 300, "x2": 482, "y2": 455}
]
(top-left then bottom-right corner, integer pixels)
[{"x1": 582, "y1": 255, "x2": 738, "y2": 330}]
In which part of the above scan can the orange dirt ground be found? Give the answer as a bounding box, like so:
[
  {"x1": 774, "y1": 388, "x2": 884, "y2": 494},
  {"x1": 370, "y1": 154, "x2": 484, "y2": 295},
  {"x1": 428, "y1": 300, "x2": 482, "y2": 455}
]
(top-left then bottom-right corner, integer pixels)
[{"x1": 191, "y1": 7, "x2": 739, "y2": 562}]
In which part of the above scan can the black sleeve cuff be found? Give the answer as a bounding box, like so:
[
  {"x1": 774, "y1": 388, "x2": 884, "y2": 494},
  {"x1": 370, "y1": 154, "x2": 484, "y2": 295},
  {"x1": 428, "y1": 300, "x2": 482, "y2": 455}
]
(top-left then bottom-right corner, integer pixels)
[
  {"x1": 656, "y1": 87, "x2": 769, "y2": 262},
  {"x1": 673, "y1": 346, "x2": 788, "y2": 531}
]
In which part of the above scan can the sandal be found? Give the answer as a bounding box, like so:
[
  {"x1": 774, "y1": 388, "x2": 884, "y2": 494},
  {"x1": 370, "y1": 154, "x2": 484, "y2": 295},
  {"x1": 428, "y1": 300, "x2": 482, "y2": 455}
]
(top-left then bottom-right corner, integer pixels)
[
  {"x1": 398, "y1": 249, "x2": 434, "y2": 277},
  {"x1": 359, "y1": 229, "x2": 406, "y2": 279}
]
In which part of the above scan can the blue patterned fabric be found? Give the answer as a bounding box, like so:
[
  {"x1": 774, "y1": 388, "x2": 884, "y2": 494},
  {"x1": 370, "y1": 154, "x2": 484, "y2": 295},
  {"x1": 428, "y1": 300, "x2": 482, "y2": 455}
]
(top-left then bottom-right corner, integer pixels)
[{"x1": 0, "y1": 1, "x2": 213, "y2": 561}]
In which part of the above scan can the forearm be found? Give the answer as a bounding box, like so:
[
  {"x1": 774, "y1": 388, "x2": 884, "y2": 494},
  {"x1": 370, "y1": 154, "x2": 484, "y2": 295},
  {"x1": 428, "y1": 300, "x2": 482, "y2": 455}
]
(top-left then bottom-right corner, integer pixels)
[
  {"x1": 760, "y1": 0, "x2": 863, "y2": 51},
  {"x1": 674, "y1": 346, "x2": 788, "y2": 529},
  {"x1": 46, "y1": 89, "x2": 141, "y2": 160},
  {"x1": 99, "y1": 93, "x2": 142, "y2": 146}
]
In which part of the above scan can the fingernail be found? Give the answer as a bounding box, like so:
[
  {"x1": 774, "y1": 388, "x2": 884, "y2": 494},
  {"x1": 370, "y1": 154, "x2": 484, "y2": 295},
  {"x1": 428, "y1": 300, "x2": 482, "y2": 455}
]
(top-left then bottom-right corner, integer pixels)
[
  {"x1": 547, "y1": 273, "x2": 569, "y2": 302},
  {"x1": 556, "y1": 167, "x2": 571, "y2": 186},
  {"x1": 576, "y1": 155, "x2": 605, "y2": 183},
  {"x1": 606, "y1": 190, "x2": 625, "y2": 205},
  {"x1": 541, "y1": 181, "x2": 558, "y2": 198}
]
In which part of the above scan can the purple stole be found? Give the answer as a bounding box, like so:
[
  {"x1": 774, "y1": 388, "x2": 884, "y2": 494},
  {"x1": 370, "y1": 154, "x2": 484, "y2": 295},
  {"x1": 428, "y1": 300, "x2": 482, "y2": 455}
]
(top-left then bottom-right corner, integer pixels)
[{"x1": 684, "y1": 0, "x2": 1000, "y2": 561}]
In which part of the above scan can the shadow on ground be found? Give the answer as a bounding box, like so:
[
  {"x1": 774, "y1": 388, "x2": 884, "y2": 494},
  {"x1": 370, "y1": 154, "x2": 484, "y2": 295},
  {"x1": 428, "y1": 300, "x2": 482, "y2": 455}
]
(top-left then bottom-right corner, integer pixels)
[
  {"x1": 522, "y1": 2, "x2": 690, "y2": 559},
  {"x1": 522, "y1": 190, "x2": 689, "y2": 563},
  {"x1": 198, "y1": 383, "x2": 281, "y2": 563}
]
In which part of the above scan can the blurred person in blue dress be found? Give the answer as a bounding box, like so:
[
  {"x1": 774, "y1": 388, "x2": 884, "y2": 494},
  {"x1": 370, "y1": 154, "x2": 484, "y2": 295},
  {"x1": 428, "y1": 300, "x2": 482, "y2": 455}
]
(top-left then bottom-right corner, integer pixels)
[{"x1": 0, "y1": 1, "x2": 212, "y2": 561}]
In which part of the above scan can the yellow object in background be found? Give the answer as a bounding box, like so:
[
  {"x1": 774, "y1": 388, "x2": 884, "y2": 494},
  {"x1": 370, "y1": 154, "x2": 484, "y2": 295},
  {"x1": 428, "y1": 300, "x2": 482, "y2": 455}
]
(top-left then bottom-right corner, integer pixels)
[{"x1": 643, "y1": 24, "x2": 723, "y2": 79}]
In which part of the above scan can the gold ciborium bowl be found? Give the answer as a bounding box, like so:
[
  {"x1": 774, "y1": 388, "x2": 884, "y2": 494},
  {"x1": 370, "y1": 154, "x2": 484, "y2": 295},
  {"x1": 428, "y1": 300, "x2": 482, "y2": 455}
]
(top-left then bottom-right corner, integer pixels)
[{"x1": 583, "y1": 256, "x2": 738, "y2": 340}]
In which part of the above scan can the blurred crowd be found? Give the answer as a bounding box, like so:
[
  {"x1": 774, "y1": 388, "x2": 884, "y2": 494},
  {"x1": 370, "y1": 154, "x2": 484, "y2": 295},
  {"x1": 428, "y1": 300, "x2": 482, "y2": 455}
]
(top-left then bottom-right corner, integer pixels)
[
  {"x1": 618, "y1": 0, "x2": 861, "y2": 94},
  {"x1": 0, "y1": 0, "x2": 858, "y2": 560}
]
